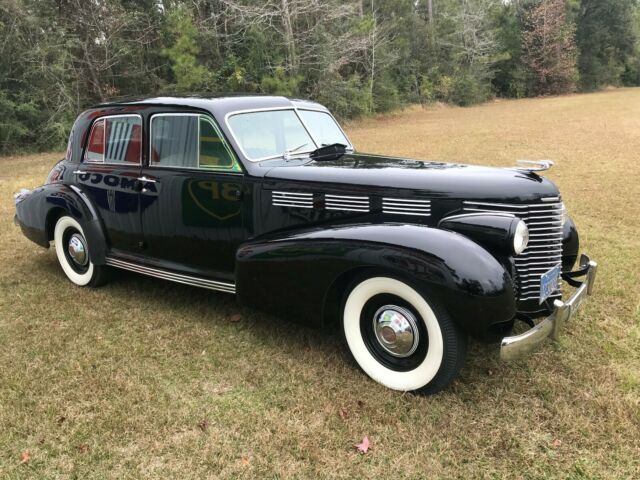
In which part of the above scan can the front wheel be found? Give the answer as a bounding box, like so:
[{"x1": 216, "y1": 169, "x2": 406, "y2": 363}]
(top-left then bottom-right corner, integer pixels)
[
  {"x1": 342, "y1": 276, "x2": 466, "y2": 394},
  {"x1": 54, "y1": 215, "x2": 108, "y2": 287}
]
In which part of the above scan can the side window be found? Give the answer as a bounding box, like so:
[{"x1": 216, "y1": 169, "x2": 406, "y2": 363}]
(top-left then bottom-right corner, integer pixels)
[
  {"x1": 105, "y1": 116, "x2": 142, "y2": 164},
  {"x1": 150, "y1": 115, "x2": 199, "y2": 168},
  {"x1": 150, "y1": 114, "x2": 239, "y2": 171},
  {"x1": 199, "y1": 116, "x2": 237, "y2": 169},
  {"x1": 85, "y1": 119, "x2": 105, "y2": 162},
  {"x1": 84, "y1": 116, "x2": 142, "y2": 164}
]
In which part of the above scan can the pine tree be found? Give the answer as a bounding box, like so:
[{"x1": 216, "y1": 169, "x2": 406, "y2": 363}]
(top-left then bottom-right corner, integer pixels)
[{"x1": 576, "y1": 0, "x2": 639, "y2": 90}]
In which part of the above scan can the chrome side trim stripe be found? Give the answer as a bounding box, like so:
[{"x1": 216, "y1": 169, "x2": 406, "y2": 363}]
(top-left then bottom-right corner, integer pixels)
[{"x1": 105, "y1": 258, "x2": 236, "y2": 294}]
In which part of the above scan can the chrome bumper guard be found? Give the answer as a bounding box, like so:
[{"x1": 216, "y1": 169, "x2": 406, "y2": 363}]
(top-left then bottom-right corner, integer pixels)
[{"x1": 500, "y1": 254, "x2": 598, "y2": 361}]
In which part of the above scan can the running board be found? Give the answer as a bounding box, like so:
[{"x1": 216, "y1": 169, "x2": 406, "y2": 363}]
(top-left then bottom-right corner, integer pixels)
[{"x1": 105, "y1": 257, "x2": 236, "y2": 294}]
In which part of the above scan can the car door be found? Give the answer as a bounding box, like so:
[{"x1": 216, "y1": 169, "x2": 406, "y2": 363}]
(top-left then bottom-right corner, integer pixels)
[
  {"x1": 75, "y1": 114, "x2": 143, "y2": 254},
  {"x1": 139, "y1": 112, "x2": 244, "y2": 278}
]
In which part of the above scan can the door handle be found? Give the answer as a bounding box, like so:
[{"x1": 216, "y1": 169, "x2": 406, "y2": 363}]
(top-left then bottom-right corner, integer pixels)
[
  {"x1": 137, "y1": 176, "x2": 157, "y2": 183},
  {"x1": 137, "y1": 176, "x2": 158, "y2": 194}
]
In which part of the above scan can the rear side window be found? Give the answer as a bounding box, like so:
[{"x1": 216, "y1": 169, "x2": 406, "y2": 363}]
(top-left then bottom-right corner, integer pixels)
[
  {"x1": 85, "y1": 119, "x2": 105, "y2": 162},
  {"x1": 84, "y1": 115, "x2": 142, "y2": 164},
  {"x1": 150, "y1": 114, "x2": 239, "y2": 171}
]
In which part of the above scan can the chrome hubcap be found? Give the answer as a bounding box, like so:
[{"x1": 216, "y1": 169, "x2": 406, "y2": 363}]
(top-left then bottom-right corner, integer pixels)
[
  {"x1": 372, "y1": 305, "x2": 419, "y2": 357},
  {"x1": 67, "y1": 233, "x2": 88, "y2": 266}
]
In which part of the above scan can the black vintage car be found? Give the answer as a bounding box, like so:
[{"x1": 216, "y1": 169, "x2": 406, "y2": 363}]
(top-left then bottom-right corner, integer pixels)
[{"x1": 14, "y1": 95, "x2": 597, "y2": 393}]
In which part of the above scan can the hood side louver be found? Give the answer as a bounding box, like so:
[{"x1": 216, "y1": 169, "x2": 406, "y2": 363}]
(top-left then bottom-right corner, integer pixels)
[
  {"x1": 272, "y1": 191, "x2": 314, "y2": 209},
  {"x1": 324, "y1": 194, "x2": 370, "y2": 212},
  {"x1": 382, "y1": 198, "x2": 431, "y2": 217}
]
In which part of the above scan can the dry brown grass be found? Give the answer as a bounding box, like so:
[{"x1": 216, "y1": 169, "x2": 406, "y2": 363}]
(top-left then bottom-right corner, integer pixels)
[{"x1": 1, "y1": 89, "x2": 639, "y2": 479}]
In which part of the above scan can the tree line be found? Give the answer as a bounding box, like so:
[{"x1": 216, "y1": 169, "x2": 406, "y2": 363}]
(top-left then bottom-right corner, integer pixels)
[{"x1": 1, "y1": 0, "x2": 638, "y2": 154}]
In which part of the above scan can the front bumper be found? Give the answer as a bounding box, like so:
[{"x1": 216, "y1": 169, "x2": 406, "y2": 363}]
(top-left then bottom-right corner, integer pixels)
[{"x1": 500, "y1": 254, "x2": 598, "y2": 361}]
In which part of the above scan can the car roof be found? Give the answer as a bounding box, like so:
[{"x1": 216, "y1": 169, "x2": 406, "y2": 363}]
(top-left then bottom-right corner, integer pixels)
[{"x1": 92, "y1": 94, "x2": 329, "y2": 118}]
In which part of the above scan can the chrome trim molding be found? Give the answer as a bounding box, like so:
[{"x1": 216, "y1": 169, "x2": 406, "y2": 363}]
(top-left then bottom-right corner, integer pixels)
[
  {"x1": 500, "y1": 255, "x2": 598, "y2": 361},
  {"x1": 464, "y1": 199, "x2": 564, "y2": 302},
  {"x1": 105, "y1": 257, "x2": 236, "y2": 294},
  {"x1": 325, "y1": 194, "x2": 370, "y2": 212},
  {"x1": 272, "y1": 191, "x2": 314, "y2": 209},
  {"x1": 382, "y1": 197, "x2": 431, "y2": 217}
]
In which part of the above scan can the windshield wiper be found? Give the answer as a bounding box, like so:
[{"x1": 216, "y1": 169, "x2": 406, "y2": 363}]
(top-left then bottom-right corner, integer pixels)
[
  {"x1": 310, "y1": 143, "x2": 348, "y2": 161},
  {"x1": 282, "y1": 142, "x2": 309, "y2": 160}
]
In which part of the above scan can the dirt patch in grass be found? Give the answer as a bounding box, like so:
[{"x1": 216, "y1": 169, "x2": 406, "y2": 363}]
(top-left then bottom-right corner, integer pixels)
[{"x1": 1, "y1": 89, "x2": 639, "y2": 478}]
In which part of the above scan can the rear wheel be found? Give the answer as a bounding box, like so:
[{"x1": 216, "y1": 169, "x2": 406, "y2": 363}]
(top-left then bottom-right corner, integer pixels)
[
  {"x1": 54, "y1": 215, "x2": 108, "y2": 287},
  {"x1": 342, "y1": 276, "x2": 466, "y2": 394}
]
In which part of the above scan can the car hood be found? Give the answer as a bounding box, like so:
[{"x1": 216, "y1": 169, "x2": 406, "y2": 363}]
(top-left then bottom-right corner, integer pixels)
[{"x1": 263, "y1": 153, "x2": 560, "y2": 201}]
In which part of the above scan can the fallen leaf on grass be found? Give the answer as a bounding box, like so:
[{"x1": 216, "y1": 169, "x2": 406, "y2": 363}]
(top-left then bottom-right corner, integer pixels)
[
  {"x1": 77, "y1": 444, "x2": 89, "y2": 454},
  {"x1": 338, "y1": 407, "x2": 349, "y2": 420},
  {"x1": 355, "y1": 436, "x2": 371, "y2": 454},
  {"x1": 197, "y1": 419, "x2": 209, "y2": 432},
  {"x1": 241, "y1": 456, "x2": 250, "y2": 466},
  {"x1": 56, "y1": 415, "x2": 66, "y2": 425},
  {"x1": 229, "y1": 314, "x2": 242, "y2": 323},
  {"x1": 20, "y1": 450, "x2": 31, "y2": 464},
  {"x1": 551, "y1": 438, "x2": 562, "y2": 448}
]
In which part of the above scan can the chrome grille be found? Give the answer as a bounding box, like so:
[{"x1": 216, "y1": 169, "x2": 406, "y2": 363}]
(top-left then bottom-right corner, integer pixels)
[
  {"x1": 463, "y1": 198, "x2": 563, "y2": 302},
  {"x1": 272, "y1": 191, "x2": 314, "y2": 209},
  {"x1": 325, "y1": 194, "x2": 370, "y2": 212},
  {"x1": 382, "y1": 198, "x2": 431, "y2": 217}
]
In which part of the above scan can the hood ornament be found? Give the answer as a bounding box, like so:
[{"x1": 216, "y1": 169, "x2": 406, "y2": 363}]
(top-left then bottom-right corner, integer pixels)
[{"x1": 515, "y1": 159, "x2": 554, "y2": 172}]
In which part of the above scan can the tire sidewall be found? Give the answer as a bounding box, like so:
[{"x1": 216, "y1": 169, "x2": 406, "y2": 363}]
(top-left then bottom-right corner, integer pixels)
[
  {"x1": 54, "y1": 216, "x2": 95, "y2": 286},
  {"x1": 343, "y1": 276, "x2": 445, "y2": 392}
]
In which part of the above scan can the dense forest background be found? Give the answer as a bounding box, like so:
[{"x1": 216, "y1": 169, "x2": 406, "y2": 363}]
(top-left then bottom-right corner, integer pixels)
[{"x1": 1, "y1": 0, "x2": 639, "y2": 154}]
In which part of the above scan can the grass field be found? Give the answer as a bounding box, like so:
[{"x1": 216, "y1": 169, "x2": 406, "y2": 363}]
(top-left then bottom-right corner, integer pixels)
[{"x1": 1, "y1": 89, "x2": 639, "y2": 479}]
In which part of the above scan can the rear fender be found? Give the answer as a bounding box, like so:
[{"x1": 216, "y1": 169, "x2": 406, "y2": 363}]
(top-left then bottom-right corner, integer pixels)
[
  {"x1": 15, "y1": 183, "x2": 108, "y2": 264},
  {"x1": 236, "y1": 224, "x2": 516, "y2": 340}
]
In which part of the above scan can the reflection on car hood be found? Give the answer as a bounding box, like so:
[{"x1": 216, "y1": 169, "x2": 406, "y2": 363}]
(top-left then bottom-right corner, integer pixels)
[{"x1": 263, "y1": 153, "x2": 560, "y2": 201}]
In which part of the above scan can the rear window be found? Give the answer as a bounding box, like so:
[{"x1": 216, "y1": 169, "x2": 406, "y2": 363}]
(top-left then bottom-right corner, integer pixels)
[{"x1": 84, "y1": 115, "x2": 142, "y2": 164}]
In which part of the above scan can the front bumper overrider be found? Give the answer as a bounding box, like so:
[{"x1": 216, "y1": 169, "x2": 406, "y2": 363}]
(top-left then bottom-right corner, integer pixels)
[{"x1": 500, "y1": 254, "x2": 598, "y2": 361}]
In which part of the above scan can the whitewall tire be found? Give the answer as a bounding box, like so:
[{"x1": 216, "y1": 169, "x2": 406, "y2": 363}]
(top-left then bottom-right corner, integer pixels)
[
  {"x1": 54, "y1": 216, "x2": 107, "y2": 287},
  {"x1": 342, "y1": 276, "x2": 466, "y2": 394}
]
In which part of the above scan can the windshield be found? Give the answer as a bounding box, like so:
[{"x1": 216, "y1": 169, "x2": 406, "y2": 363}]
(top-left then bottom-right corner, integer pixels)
[
  {"x1": 227, "y1": 108, "x2": 351, "y2": 161},
  {"x1": 298, "y1": 110, "x2": 349, "y2": 147},
  {"x1": 227, "y1": 110, "x2": 315, "y2": 161}
]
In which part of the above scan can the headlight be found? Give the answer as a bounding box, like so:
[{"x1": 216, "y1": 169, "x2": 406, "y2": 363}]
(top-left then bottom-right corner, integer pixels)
[
  {"x1": 513, "y1": 220, "x2": 529, "y2": 255},
  {"x1": 438, "y1": 213, "x2": 530, "y2": 256}
]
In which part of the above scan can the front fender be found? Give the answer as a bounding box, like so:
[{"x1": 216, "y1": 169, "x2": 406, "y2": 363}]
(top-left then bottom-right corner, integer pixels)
[
  {"x1": 236, "y1": 224, "x2": 516, "y2": 339},
  {"x1": 15, "y1": 183, "x2": 108, "y2": 264}
]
